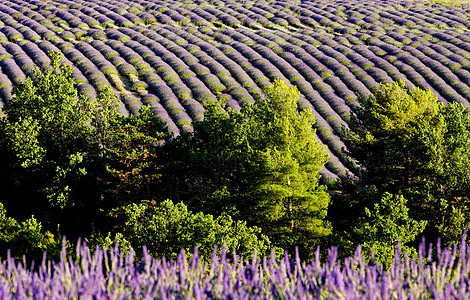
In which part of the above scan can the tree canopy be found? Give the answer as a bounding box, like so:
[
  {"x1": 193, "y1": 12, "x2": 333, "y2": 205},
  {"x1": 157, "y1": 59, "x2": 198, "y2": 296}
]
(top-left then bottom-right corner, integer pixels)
[
  {"x1": 351, "y1": 193, "x2": 427, "y2": 267},
  {"x1": 246, "y1": 80, "x2": 330, "y2": 255},
  {"x1": 0, "y1": 52, "x2": 168, "y2": 241},
  {"x1": 341, "y1": 81, "x2": 470, "y2": 247},
  {"x1": 94, "y1": 200, "x2": 276, "y2": 260},
  {"x1": 2, "y1": 51, "x2": 99, "y2": 208},
  {"x1": 164, "y1": 79, "x2": 331, "y2": 258}
]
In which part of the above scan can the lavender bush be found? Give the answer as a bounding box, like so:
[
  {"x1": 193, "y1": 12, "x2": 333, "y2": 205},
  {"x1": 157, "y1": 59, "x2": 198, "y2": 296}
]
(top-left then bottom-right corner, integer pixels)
[{"x1": 2, "y1": 234, "x2": 470, "y2": 298}]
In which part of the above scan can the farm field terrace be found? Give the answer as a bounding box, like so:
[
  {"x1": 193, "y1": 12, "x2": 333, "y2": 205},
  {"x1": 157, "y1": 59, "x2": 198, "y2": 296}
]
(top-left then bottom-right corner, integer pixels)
[{"x1": 0, "y1": 0, "x2": 469, "y2": 180}]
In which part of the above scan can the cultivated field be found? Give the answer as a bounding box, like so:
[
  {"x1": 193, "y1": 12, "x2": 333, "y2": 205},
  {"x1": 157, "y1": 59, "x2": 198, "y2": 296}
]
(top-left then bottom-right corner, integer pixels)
[
  {"x1": 0, "y1": 0, "x2": 469, "y2": 181},
  {"x1": 1, "y1": 237, "x2": 469, "y2": 298}
]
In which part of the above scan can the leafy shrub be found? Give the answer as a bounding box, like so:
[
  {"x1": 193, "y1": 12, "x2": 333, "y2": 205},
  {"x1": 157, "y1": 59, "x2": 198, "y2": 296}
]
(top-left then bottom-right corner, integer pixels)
[
  {"x1": 0, "y1": 203, "x2": 67, "y2": 261},
  {"x1": 95, "y1": 200, "x2": 276, "y2": 260},
  {"x1": 351, "y1": 193, "x2": 427, "y2": 267}
]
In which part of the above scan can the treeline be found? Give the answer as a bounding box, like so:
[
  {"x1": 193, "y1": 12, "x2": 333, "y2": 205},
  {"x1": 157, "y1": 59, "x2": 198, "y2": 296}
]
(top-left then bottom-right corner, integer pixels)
[
  {"x1": 0, "y1": 53, "x2": 328, "y2": 262},
  {"x1": 1, "y1": 53, "x2": 469, "y2": 267}
]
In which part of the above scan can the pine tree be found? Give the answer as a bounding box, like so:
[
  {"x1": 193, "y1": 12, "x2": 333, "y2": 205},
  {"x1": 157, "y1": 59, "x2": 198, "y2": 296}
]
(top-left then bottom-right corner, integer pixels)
[
  {"x1": 164, "y1": 80, "x2": 331, "y2": 258},
  {"x1": 246, "y1": 79, "x2": 331, "y2": 255},
  {"x1": 342, "y1": 81, "x2": 470, "y2": 247}
]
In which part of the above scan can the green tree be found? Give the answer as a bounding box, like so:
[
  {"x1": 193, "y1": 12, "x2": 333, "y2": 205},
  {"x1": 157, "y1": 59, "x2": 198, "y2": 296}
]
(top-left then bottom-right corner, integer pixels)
[
  {"x1": 165, "y1": 80, "x2": 331, "y2": 258},
  {"x1": 417, "y1": 102, "x2": 470, "y2": 203},
  {"x1": 342, "y1": 81, "x2": 443, "y2": 197},
  {"x1": 161, "y1": 101, "x2": 252, "y2": 215},
  {"x1": 96, "y1": 105, "x2": 168, "y2": 204},
  {"x1": 416, "y1": 101, "x2": 470, "y2": 245},
  {"x1": 352, "y1": 193, "x2": 426, "y2": 267},
  {"x1": 93, "y1": 200, "x2": 276, "y2": 260},
  {"x1": 0, "y1": 52, "x2": 168, "y2": 240},
  {"x1": 342, "y1": 81, "x2": 470, "y2": 246},
  {"x1": 2, "y1": 52, "x2": 98, "y2": 208},
  {"x1": 246, "y1": 79, "x2": 331, "y2": 256}
]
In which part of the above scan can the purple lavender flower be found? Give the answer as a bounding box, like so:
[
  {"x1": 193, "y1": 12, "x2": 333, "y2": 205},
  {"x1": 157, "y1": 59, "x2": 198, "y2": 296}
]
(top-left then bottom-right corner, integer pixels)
[
  {"x1": 0, "y1": 57, "x2": 25, "y2": 85},
  {"x1": 21, "y1": 42, "x2": 50, "y2": 69},
  {"x1": 120, "y1": 93, "x2": 143, "y2": 115},
  {"x1": 0, "y1": 27, "x2": 23, "y2": 42},
  {"x1": 77, "y1": 83, "x2": 97, "y2": 101}
]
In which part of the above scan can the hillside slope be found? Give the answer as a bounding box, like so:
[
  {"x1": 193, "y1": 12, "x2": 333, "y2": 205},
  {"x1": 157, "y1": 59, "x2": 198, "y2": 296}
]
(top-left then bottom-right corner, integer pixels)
[{"x1": 0, "y1": 0, "x2": 469, "y2": 181}]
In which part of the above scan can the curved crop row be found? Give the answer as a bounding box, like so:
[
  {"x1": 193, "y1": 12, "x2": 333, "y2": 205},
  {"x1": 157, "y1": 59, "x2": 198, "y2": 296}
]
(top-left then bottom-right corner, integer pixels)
[{"x1": 0, "y1": 0, "x2": 470, "y2": 180}]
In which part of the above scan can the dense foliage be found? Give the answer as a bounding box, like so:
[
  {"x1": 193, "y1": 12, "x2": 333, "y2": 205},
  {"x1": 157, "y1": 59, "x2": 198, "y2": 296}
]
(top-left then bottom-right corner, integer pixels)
[
  {"x1": 164, "y1": 79, "x2": 330, "y2": 258},
  {"x1": 2, "y1": 51, "x2": 111, "y2": 209},
  {"x1": 2, "y1": 50, "x2": 470, "y2": 273},
  {"x1": 93, "y1": 199, "x2": 276, "y2": 260},
  {"x1": 246, "y1": 80, "x2": 331, "y2": 254},
  {"x1": 0, "y1": 202, "x2": 65, "y2": 262},
  {"x1": 0, "y1": 52, "x2": 169, "y2": 246},
  {"x1": 328, "y1": 81, "x2": 470, "y2": 267},
  {"x1": 0, "y1": 52, "x2": 330, "y2": 265}
]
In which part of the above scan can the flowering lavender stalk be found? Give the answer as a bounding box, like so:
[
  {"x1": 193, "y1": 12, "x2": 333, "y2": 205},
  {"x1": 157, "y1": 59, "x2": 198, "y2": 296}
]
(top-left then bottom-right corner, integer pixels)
[{"x1": 2, "y1": 233, "x2": 470, "y2": 298}]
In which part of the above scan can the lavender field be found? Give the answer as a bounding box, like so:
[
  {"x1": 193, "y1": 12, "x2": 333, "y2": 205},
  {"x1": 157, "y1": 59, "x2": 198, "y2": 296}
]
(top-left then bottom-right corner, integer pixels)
[
  {"x1": 1, "y1": 235, "x2": 470, "y2": 299},
  {"x1": 0, "y1": 0, "x2": 469, "y2": 180}
]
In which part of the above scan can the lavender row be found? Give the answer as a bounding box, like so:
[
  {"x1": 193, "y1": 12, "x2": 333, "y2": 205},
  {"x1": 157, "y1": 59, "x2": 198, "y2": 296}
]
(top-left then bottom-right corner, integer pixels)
[
  {"x1": 3, "y1": 234, "x2": 470, "y2": 298},
  {"x1": 103, "y1": 36, "x2": 194, "y2": 130},
  {"x1": 2, "y1": 0, "x2": 470, "y2": 180},
  {"x1": 14, "y1": 0, "x2": 464, "y2": 35}
]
